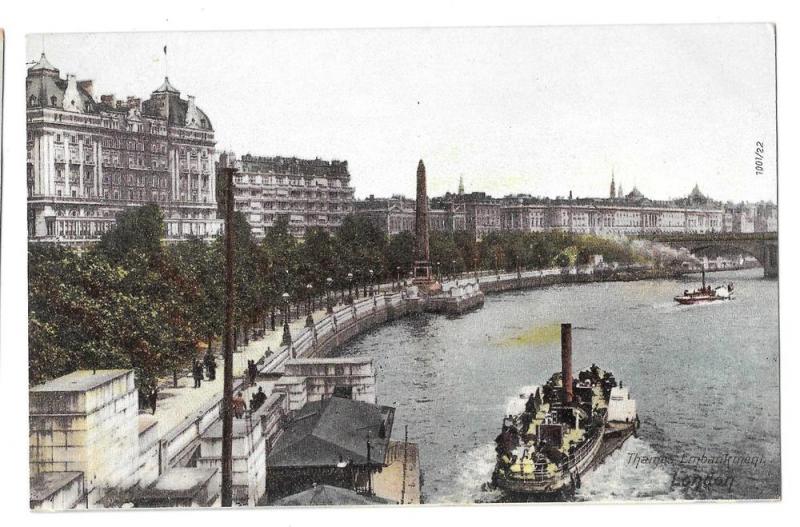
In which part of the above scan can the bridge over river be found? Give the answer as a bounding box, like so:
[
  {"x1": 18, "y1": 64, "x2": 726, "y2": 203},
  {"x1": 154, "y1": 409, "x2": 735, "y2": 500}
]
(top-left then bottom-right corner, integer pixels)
[{"x1": 633, "y1": 232, "x2": 778, "y2": 278}]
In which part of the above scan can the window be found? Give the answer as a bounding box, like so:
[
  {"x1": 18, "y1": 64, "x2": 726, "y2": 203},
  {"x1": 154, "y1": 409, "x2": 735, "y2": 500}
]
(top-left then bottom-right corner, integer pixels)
[{"x1": 50, "y1": 95, "x2": 57, "y2": 106}]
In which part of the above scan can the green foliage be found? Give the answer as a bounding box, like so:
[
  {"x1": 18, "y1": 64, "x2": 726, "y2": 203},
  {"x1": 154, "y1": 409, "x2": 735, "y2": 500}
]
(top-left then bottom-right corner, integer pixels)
[
  {"x1": 29, "y1": 206, "x2": 651, "y2": 388},
  {"x1": 97, "y1": 203, "x2": 164, "y2": 263}
]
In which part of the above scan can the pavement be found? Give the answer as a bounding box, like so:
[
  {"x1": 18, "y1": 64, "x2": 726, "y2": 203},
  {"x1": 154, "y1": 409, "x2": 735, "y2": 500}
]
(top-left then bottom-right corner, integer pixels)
[{"x1": 146, "y1": 304, "x2": 332, "y2": 440}]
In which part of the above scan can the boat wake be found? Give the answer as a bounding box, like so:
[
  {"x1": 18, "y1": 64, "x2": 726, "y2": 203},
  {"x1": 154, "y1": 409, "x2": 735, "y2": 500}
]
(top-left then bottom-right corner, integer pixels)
[
  {"x1": 431, "y1": 385, "x2": 541, "y2": 504},
  {"x1": 652, "y1": 299, "x2": 730, "y2": 314},
  {"x1": 575, "y1": 436, "x2": 683, "y2": 501},
  {"x1": 435, "y1": 383, "x2": 681, "y2": 504}
]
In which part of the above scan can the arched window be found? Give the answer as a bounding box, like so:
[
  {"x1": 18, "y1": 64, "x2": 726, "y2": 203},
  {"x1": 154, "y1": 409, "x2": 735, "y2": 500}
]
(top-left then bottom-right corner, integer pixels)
[
  {"x1": 50, "y1": 95, "x2": 57, "y2": 106},
  {"x1": 29, "y1": 95, "x2": 37, "y2": 106}
]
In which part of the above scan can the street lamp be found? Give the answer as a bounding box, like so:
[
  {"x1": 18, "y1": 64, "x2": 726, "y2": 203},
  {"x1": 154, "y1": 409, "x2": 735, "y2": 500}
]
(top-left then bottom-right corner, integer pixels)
[
  {"x1": 362, "y1": 270, "x2": 368, "y2": 297},
  {"x1": 326, "y1": 277, "x2": 334, "y2": 314},
  {"x1": 305, "y1": 283, "x2": 314, "y2": 327},
  {"x1": 281, "y1": 292, "x2": 292, "y2": 347},
  {"x1": 436, "y1": 261, "x2": 441, "y2": 280},
  {"x1": 347, "y1": 272, "x2": 353, "y2": 303},
  {"x1": 395, "y1": 266, "x2": 401, "y2": 291},
  {"x1": 451, "y1": 259, "x2": 457, "y2": 280},
  {"x1": 369, "y1": 269, "x2": 374, "y2": 296}
]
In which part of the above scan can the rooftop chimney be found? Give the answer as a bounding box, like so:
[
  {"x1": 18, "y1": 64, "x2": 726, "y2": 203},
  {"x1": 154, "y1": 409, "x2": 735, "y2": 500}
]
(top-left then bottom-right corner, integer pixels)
[
  {"x1": 77, "y1": 80, "x2": 94, "y2": 98},
  {"x1": 561, "y1": 323, "x2": 573, "y2": 404}
]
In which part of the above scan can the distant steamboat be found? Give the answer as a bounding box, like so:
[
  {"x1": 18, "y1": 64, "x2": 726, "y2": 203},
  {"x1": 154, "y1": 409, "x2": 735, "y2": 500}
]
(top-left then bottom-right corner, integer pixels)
[
  {"x1": 491, "y1": 323, "x2": 639, "y2": 498},
  {"x1": 674, "y1": 268, "x2": 734, "y2": 305}
]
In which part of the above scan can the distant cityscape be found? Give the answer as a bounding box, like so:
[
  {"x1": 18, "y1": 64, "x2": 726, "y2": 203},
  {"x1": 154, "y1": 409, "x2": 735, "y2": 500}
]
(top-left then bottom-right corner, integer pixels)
[{"x1": 26, "y1": 53, "x2": 777, "y2": 245}]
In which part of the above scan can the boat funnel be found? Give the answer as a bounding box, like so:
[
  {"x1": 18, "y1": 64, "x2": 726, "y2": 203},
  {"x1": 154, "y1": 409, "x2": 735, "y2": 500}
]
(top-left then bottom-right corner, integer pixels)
[{"x1": 561, "y1": 323, "x2": 573, "y2": 404}]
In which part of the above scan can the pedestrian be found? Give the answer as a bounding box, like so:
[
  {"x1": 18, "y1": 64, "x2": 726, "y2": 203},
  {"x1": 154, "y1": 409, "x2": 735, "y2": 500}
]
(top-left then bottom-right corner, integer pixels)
[
  {"x1": 233, "y1": 391, "x2": 247, "y2": 418},
  {"x1": 248, "y1": 359, "x2": 257, "y2": 384},
  {"x1": 148, "y1": 388, "x2": 158, "y2": 415},
  {"x1": 251, "y1": 386, "x2": 267, "y2": 411},
  {"x1": 203, "y1": 351, "x2": 216, "y2": 381},
  {"x1": 192, "y1": 360, "x2": 202, "y2": 388}
]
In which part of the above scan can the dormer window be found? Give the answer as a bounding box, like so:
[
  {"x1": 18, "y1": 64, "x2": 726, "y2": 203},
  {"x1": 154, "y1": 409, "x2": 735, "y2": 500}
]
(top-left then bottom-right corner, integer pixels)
[
  {"x1": 29, "y1": 95, "x2": 37, "y2": 106},
  {"x1": 50, "y1": 96, "x2": 57, "y2": 106}
]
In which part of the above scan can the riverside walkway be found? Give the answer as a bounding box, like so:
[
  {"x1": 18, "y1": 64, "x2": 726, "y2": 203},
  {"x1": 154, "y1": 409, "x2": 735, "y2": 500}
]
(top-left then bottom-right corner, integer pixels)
[
  {"x1": 149, "y1": 304, "x2": 330, "y2": 441},
  {"x1": 149, "y1": 291, "x2": 413, "y2": 470}
]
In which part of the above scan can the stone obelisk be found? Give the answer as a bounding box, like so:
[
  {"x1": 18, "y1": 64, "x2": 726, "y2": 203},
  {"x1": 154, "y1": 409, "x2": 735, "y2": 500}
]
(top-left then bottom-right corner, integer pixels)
[{"x1": 413, "y1": 159, "x2": 433, "y2": 285}]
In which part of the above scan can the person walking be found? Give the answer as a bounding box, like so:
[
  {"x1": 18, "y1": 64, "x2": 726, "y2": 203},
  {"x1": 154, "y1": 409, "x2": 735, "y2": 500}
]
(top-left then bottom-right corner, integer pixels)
[
  {"x1": 203, "y1": 351, "x2": 216, "y2": 381},
  {"x1": 233, "y1": 392, "x2": 247, "y2": 418},
  {"x1": 251, "y1": 386, "x2": 267, "y2": 411},
  {"x1": 192, "y1": 359, "x2": 203, "y2": 388},
  {"x1": 248, "y1": 359, "x2": 258, "y2": 385},
  {"x1": 148, "y1": 388, "x2": 158, "y2": 415}
]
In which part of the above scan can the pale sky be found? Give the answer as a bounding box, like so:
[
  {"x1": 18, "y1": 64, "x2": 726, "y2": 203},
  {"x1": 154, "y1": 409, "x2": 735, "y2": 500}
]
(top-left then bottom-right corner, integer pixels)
[{"x1": 28, "y1": 24, "x2": 777, "y2": 202}]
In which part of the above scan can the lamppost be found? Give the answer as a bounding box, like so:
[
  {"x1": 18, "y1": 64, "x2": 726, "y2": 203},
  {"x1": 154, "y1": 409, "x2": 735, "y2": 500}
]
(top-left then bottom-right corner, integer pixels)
[
  {"x1": 436, "y1": 261, "x2": 441, "y2": 280},
  {"x1": 281, "y1": 292, "x2": 292, "y2": 347},
  {"x1": 347, "y1": 272, "x2": 353, "y2": 303},
  {"x1": 368, "y1": 269, "x2": 374, "y2": 296},
  {"x1": 395, "y1": 266, "x2": 401, "y2": 291},
  {"x1": 451, "y1": 259, "x2": 457, "y2": 280},
  {"x1": 362, "y1": 270, "x2": 368, "y2": 297},
  {"x1": 366, "y1": 431, "x2": 373, "y2": 496},
  {"x1": 305, "y1": 283, "x2": 314, "y2": 327},
  {"x1": 326, "y1": 277, "x2": 334, "y2": 314}
]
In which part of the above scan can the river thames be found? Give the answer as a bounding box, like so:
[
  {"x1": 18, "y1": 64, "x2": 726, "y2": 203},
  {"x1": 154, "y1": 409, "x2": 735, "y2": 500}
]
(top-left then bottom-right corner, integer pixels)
[{"x1": 333, "y1": 268, "x2": 780, "y2": 502}]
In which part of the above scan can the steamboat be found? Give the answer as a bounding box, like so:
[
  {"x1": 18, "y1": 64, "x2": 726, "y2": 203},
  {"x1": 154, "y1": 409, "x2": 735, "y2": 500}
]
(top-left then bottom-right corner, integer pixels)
[
  {"x1": 491, "y1": 323, "x2": 639, "y2": 498},
  {"x1": 674, "y1": 268, "x2": 734, "y2": 305}
]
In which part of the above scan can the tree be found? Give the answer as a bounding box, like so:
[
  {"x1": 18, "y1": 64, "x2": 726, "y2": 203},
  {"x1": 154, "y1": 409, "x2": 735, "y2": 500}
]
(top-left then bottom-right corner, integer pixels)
[
  {"x1": 386, "y1": 231, "x2": 415, "y2": 278},
  {"x1": 97, "y1": 203, "x2": 164, "y2": 264},
  {"x1": 335, "y1": 215, "x2": 388, "y2": 287}
]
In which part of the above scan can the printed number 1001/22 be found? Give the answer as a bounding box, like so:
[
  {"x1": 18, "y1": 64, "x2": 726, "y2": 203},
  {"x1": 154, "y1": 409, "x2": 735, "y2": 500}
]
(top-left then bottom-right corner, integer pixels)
[{"x1": 755, "y1": 141, "x2": 765, "y2": 175}]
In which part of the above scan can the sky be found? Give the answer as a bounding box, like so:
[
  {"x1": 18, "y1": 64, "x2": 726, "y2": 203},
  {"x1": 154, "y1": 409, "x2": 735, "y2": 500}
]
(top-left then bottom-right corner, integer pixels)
[{"x1": 28, "y1": 24, "x2": 777, "y2": 202}]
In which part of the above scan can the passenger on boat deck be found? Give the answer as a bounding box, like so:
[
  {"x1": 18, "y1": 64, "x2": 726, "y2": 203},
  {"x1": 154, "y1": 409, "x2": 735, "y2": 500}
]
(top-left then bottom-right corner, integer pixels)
[
  {"x1": 525, "y1": 394, "x2": 537, "y2": 414},
  {"x1": 520, "y1": 412, "x2": 533, "y2": 434}
]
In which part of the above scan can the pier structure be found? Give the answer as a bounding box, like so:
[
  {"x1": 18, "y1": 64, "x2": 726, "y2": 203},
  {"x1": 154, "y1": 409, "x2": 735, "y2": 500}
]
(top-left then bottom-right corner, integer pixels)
[{"x1": 29, "y1": 370, "x2": 147, "y2": 507}]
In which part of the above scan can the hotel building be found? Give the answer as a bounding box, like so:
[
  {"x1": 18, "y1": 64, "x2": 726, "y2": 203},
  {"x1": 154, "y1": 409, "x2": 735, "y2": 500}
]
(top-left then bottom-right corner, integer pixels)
[{"x1": 26, "y1": 53, "x2": 222, "y2": 244}]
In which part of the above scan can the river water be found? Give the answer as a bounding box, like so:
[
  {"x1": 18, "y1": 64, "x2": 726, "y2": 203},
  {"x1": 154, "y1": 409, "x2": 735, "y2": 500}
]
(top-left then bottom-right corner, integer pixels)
[{"x1": 332, "y1": 268, "x2": 780, "y2": 502}]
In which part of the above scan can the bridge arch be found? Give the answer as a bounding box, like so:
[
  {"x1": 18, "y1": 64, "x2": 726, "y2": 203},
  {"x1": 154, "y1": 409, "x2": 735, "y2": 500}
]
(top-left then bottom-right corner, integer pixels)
[{"x1": 633, "y1": 233, "x2": 778, "y2": 278}]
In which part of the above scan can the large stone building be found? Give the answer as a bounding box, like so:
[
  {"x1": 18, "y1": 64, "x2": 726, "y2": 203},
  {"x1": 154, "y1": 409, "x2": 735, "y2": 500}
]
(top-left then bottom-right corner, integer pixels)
[
  {"x1": 359, "y1": 179, "x2": 776, "y2": 241},
  {"x1": 219, "y1": 152, "x2": 355, "y2": 238},
  {"x1": 355, "y1": 194, "x2": 466, "y2": 236},
  {"x1": 499, "y1": 184, "x2": 726, "y2": 237},
  {"x1": 26, "y1": 53, "x2": 222, "y2": 244}
]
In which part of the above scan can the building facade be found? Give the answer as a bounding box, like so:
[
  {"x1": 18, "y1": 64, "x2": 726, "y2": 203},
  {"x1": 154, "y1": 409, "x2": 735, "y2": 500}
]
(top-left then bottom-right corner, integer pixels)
[
  {"x1": 499, "y1": 186, "x2": 725, "y2": 236},
  {"x1": 359, "y1": 181, "x2": 776, "y2": 240},
  {"x1": 26, "y1": 53, "x2": 222, "y2": 244},
  {"x1": 219, "y1": 152, "x2": 355, "y2": 238},
  {"x1": 355, "y1": 195, "x2": 466, "y2": 236}
]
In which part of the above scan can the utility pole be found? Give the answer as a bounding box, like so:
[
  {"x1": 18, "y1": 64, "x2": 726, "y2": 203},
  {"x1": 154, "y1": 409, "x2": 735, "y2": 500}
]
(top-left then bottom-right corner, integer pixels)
[
  {"x1": 221, "y1": 167, "x2": 236, "y2": 507},
  {"x1": 400, "y1": 424, "x2": 408, "y2": 504}
]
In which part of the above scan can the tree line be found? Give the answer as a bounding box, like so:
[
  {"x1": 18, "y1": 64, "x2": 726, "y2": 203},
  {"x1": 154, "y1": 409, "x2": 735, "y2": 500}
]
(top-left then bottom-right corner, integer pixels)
[{"x1": 28, "y1": 203, "x2": 648, "y2": 393}]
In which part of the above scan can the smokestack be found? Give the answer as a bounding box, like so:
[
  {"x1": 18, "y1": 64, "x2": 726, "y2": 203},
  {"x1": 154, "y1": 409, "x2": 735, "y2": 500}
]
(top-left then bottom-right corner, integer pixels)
[{"x1": 561, "y1": 323, "x2": 573, "y2": 404}]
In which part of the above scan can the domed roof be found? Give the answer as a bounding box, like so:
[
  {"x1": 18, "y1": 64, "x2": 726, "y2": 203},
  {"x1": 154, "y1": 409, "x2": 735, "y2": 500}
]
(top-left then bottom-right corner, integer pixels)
[
  {"x1": 626, "y1": 186, "x2": 646, "y2": 200},
  {"x1": 689, "y1": 184, "x2": 705, "y2": 200},
  {"x1": 28, "y1": 53, "x2": 58, "y2": 74},
  {"x1": 153, "y1": 76, "x2": 180, "y2": 94}
]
